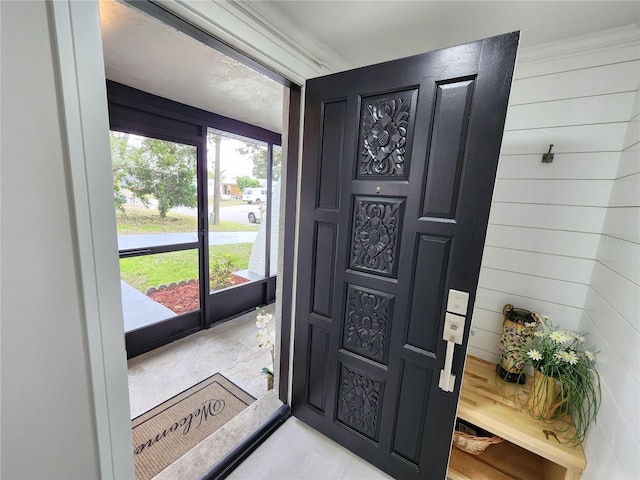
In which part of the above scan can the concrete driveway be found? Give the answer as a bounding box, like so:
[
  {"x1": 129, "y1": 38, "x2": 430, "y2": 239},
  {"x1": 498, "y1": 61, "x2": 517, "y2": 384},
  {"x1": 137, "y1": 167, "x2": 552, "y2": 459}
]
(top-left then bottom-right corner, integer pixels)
[{"x1": 170, "y1": 203, "x2": 263, "y2": 226}]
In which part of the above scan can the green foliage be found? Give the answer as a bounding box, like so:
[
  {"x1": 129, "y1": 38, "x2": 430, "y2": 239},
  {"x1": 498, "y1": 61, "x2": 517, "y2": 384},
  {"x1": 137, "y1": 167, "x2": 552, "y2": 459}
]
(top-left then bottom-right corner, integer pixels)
[
  {"x1": 209, "y1": 253, "x2": 238, "y2": 290},
  {"x1": 115, "y1": 134, "x2": 197, "y2": 218},
  {"x1": 110, "y1": 132, "x2": 136, "y2": 212},
  {"x1": 114, "y1": 192, "x2": 127, "y2": 213},
  {"x1": 119, "y1": 243, "x2": 252, "y2": 292},
  {"x1": 505, "y1": 316, "x2": 601, "y2": 446},
  {"x1": 236, "y1": 175, "x2": 261, "y2": 191},
  {"x1": 236, "y1": 143, "x2": 282, "y2": 181},
  {"x1": 116, "y1": 206, "x2": 258, "y2": 235},
  {"x1": 116, "y1": 206, "x2": 197, "y2": 234}
]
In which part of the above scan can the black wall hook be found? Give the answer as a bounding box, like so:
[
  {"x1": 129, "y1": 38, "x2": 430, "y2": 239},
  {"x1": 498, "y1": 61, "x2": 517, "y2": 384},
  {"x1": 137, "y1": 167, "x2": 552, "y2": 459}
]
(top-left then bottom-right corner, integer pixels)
[{"x1": 542, "y1": 144, "x2": 554, "y2": 163}]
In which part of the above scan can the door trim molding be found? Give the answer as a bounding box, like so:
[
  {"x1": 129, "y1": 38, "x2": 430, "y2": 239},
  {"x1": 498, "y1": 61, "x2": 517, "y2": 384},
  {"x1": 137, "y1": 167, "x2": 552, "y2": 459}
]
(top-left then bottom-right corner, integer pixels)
[
  {"x1": 49, "y1": 1, "x2": 135, "y2": 477},
  {"x1": 153, "y1": 0, "x2": 350, "y2": 84},
  {"x1": 277, "y1": 86, "x2": 302, "y2": 403},
  {"x1": 50, "y1": 2, "x2": 303, "y2": 476}
]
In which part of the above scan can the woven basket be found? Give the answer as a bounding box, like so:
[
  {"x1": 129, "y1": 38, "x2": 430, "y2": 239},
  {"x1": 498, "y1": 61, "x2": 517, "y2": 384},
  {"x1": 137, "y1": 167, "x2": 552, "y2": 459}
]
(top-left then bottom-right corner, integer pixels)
[{"x1": 453, "y1": 430, "x2": 504, "y2": 455}]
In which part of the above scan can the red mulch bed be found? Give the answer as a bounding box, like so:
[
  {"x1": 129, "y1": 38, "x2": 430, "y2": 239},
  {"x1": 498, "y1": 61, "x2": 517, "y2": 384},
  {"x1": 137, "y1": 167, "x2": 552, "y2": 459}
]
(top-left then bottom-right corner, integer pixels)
[{"x1": 148, "y1": 274, "x2": 249, "y2": 314}]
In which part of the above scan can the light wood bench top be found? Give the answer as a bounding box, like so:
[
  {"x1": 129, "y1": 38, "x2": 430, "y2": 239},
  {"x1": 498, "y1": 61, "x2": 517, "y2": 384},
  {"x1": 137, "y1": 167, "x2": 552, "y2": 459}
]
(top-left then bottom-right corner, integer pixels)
[{"x1": 456, "y1": 355, "x2": 586, "y2": 472}]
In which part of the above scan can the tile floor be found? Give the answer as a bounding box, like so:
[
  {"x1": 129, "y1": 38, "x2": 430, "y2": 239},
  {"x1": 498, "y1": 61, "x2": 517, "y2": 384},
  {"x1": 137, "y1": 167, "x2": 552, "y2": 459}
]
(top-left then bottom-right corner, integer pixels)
[
  {"x1": 127, "y1": 305, "x2": 281, "y2": 479},
  {"x1": 127, "y1": 305, "x2": 394, "y2": 480},
  {"x1": 229, "y1": 417, "x2": 392, "y2": 480},
  {"x1": 128, "y1": 305, "x2": 276, "y2": 418}
]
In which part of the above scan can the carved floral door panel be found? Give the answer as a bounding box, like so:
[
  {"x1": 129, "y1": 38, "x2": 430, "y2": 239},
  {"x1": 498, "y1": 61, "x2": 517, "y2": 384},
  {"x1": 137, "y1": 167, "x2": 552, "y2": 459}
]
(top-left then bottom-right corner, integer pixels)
[{"x1": 292, "y1": 33, "x2": 519, "y2": 479}]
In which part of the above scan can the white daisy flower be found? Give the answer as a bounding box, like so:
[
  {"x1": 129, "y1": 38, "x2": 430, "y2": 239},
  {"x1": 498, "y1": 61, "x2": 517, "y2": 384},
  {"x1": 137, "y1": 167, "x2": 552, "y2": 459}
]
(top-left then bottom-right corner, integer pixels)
[
  {"x1": 566, "y1": 351, "x2": 579, "y2": 365},
  {"x1": 527, "y1": 349, "x2": 543, "y2": 361},
  {"x1": 554, "y1": 351, "x2": 568, "y2": 362},
  {"x1": 549, "y1": 331, "x2": 569, "y2": 344}
]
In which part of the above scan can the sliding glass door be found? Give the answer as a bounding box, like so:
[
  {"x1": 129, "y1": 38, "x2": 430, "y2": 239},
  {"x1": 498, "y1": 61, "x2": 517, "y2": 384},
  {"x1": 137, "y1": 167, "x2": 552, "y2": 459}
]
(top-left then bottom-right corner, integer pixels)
[
  {"x1": 204, "y1": 128, "x2": 279, "y2": 324},
  {"x1": 107, "y1": 80, "x2": 281, "y2": 357},
  {"x1": 112, "y1": 131, "x2": 203, "y2": 354}
]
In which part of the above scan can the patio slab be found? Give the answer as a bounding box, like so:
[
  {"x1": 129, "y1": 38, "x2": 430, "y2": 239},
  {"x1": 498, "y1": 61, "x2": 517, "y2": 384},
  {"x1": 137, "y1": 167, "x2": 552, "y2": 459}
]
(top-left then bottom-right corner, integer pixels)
[{"x1": 121, "y1": 280, "x2": 174, "y2": 332}]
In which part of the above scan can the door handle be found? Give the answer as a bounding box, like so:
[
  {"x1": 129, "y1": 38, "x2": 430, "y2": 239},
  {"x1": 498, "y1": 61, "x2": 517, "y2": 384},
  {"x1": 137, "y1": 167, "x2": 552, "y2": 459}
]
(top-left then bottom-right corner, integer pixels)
[{"x1": 439, "y1": 313, "x2": 465, "y2": 392}]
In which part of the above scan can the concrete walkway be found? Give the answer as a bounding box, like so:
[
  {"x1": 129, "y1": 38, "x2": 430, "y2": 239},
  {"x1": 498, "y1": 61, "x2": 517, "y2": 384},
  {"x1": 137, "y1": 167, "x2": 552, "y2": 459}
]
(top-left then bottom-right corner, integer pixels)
[
  {"x1": 117, "y1": 231, "x2": 258, "y2": 250},
  {"x1": 119, "y1": 231, "x2": 260, "y2": 332},
  {"x1": 120, "y1": 271, "x2": 265, "y2": 334},
  {"x1": 121, "y1": 281, "x2": 174, "y2": 332}
]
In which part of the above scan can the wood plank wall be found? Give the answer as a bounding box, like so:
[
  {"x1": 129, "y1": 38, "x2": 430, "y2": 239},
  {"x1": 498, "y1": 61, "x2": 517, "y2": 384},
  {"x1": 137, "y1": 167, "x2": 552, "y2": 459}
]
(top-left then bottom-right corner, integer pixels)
[
  {"x1": 577, "y1": 85, "x2": 639, "y2": 479},
  {"x1": 469, "y1": 26, "x2": 640, "y2": 364}
]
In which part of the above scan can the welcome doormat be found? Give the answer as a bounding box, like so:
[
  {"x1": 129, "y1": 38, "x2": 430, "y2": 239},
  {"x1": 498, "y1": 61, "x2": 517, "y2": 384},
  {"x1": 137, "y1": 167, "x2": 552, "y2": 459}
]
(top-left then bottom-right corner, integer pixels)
[{"x1": 131, "y1": 374, "x2": 255, "y2": 480}]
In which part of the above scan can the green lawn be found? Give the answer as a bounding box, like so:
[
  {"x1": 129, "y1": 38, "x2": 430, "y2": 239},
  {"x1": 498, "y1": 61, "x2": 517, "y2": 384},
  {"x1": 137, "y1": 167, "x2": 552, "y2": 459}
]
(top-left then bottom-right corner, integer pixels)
[
  {"x1": 120, "y1": 243, "x2": 254, "y2": 292},
  {"x1": 217, "y1": 198, "x2": 246, "y2": 207},
  {"x1": 116, "y1": 205, "x2": 257, "y2": 234}
]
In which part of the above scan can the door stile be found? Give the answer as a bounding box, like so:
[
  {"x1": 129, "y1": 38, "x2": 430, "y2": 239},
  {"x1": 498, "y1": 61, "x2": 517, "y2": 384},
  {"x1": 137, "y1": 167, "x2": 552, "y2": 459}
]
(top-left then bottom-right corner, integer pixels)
[{"x1": 197, "y1": 136, "x2": 211, "y2": 329}]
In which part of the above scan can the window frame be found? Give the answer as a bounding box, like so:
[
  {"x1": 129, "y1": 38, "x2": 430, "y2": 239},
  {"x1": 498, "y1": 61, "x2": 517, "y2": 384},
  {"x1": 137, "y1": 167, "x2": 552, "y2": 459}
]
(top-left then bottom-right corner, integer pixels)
[{"x1": 108, "y1": 80, "x2": 282, "y2": 357}]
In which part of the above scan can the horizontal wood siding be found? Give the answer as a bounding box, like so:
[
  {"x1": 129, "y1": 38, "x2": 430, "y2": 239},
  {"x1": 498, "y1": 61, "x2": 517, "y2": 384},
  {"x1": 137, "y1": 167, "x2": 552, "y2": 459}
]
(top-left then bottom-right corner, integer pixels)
[
  {"x1": 578, "y1": 85, "x2": 640, "y2": 480},
  {"x1": 470, "y1": 28, "x2": 640, "y2": 370}
]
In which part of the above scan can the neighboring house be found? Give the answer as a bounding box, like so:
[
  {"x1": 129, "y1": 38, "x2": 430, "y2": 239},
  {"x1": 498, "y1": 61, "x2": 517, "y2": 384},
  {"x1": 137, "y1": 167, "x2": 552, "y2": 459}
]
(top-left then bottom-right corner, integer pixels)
[
  {"x1": 2, "y1": 2, "x2": 637, "y2": 479},
  {"x1": 223, "y1": 182, "x2": 243, "y2": 197},
  {"x1": 207, "y1": 179, "x2": 244, "y2": 198}
]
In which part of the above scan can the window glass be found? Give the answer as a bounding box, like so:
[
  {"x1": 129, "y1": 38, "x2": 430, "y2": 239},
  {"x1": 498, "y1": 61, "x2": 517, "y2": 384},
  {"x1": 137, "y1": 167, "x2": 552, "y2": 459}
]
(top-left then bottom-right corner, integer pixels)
[
  {"x1": 110, "y1": 130, "x2": 200, "y2": 331},
  {"x1": 112, "y1": 131, "x2": 198, "y2": 248},
  {"x1": 207, "y1": 129, "x2": 266, "y2": 290}
]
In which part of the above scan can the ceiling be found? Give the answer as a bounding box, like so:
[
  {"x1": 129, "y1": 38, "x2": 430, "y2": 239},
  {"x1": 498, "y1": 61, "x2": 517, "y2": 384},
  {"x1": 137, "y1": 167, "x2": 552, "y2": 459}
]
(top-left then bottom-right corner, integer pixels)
[
  {"x1": 99, "y1": 0, "x2": 285, "y2": 133},
  {"x1": 99, "y1": 1, "x2": 640, "y2": 135},
  {"x1": 259, "y1": 1, "x2": 640, "y2": 68}
]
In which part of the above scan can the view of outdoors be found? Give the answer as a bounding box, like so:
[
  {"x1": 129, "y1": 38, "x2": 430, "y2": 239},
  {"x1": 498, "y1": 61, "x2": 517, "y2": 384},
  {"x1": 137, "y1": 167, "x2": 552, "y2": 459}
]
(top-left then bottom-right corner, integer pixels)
[{"x1": 112, "y1": 129, "x2": 280, "y2": 330}]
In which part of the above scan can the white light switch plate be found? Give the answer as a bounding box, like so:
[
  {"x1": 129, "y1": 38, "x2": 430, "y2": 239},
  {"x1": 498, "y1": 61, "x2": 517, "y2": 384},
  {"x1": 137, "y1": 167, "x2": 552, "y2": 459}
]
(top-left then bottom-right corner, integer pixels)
[{"x1": 447, "y1": 289, "x2": 469, "y2": 315}]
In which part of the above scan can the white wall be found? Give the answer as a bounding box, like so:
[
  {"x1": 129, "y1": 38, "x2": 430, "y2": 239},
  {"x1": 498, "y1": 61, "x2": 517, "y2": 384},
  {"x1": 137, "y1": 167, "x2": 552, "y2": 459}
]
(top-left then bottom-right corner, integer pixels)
[
  {"x1": 467, "y1": 25, "x2": 640, "y2": 480},
  {"x1": 577, "y1": 86, "x2": 640, "y2": 479},
  {"x1": 469, "y1": 26, "x2": 640, "y2": 364},
  {"x1": 0, "y1": 1, "x2": 101, "y2": 478},
  {"x1": 1, "y1": 3, "x2": 635, "y2": 477}
]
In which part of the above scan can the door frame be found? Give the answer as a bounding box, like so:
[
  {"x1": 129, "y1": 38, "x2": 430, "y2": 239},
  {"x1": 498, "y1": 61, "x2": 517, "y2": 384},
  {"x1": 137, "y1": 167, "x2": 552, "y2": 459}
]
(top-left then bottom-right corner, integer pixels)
[
  {"x1": 107, "y1": 80, "x2": 284, "y2": 357},
  {"x1": 50, "y1": 0, "x2": 303, "y2": 476}
]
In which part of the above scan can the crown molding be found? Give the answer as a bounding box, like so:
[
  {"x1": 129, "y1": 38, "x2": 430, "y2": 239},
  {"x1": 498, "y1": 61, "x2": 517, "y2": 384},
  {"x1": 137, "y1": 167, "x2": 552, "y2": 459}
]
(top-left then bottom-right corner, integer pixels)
[
  {"x1": 155, "y1": 0, "x2": 351, "y2": 85},
  {"x1": 518, "y1": 23, "x2": 640, "y2": 65},
  {"x1": 153, "y1": 3, "x2": 639, "y2": 85},
  {"x1": 231, "y1": 1, "x2": 352, "y2": 74}
]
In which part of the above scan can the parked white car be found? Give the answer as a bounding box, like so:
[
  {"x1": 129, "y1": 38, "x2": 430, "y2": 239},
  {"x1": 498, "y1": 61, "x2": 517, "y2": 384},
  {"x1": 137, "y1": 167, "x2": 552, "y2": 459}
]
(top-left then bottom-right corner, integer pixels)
[
  {"x1": 247, "y1": 208, "x2": 262, "y2": 224},
  {"x1": 243, "y1": 187, "x2": 267, "y2": 204}
]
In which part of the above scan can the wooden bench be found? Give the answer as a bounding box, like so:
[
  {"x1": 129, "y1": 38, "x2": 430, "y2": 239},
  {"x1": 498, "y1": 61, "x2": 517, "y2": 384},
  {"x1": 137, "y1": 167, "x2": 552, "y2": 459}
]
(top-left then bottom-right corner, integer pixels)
[{"x1": 447, "y1": 355, "x2": 586, "y2": 480}]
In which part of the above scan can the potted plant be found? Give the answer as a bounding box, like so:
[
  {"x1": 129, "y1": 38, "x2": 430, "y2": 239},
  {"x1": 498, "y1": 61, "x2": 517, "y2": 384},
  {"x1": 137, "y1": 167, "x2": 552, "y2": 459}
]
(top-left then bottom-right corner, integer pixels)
[
  {"x1": 256, "y1": 307, "x2": 275, "y2": 390},
  {"x1": 511, "y1": 314, "x2": 601, "y2": 446}
]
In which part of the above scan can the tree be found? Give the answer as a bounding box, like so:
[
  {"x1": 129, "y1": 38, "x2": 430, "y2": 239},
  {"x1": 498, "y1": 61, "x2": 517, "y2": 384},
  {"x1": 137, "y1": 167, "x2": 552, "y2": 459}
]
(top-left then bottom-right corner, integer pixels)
[
  {"x1": 125, "y1": 137, "x2": 197, "y2": 218},
  {"x1": 236, "y1": 175, "x2": 261, "y2": 191},
  {"x1": 110, "y1": 131, "x2": 137, "y2": 212},
  {"x1": 209, "y1": 134, "x2": 222, "y2": 225},
  {"x1": 236, "y1": 143, "x2": 282, "y2": 181}
]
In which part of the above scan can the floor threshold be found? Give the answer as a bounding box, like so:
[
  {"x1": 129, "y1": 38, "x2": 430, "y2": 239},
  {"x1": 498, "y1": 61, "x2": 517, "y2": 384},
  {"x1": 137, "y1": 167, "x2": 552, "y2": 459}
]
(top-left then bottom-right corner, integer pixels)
[{"x1": 203, "y1": 404, "x2": 291, "y2": 480}]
